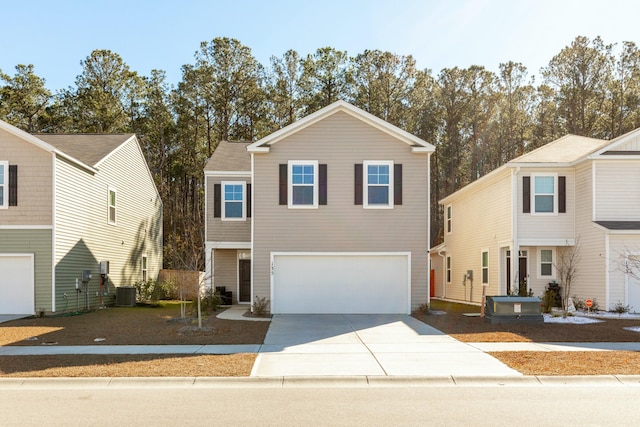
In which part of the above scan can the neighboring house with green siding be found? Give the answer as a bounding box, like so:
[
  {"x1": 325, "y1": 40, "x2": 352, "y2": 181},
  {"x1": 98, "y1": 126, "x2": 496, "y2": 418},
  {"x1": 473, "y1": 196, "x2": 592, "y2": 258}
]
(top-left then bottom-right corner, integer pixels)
[{"x1": 0, "y1": 119, "x2": 162, "y2": 316}]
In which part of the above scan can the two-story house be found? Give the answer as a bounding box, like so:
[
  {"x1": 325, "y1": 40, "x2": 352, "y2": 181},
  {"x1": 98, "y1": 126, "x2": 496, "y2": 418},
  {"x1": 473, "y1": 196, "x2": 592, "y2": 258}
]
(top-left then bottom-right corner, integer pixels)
[
  {"x1": 431, "y1": 129, "x2": 640, "y2": 312},
  {"x1": 0, "y1": 119, "x2": 163, "y2": 316},
  {"x1": 204, "y1": 100, "x2": 435, "y2": 314}
]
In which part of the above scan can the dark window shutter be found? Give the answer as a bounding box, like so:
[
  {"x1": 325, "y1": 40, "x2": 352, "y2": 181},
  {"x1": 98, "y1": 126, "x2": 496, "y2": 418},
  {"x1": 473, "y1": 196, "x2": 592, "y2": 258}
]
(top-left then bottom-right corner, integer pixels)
[
  {"x1": 354, "y1": 164, "x2": 363, "y2": 205},
  {"x1": 558, "y1": 176, "x2": 566, "y2": 213},
  {"x1": 246, "y1": 183, "x2": 251, "y2": 217},
  {"x1": 523, "y1": 176, "x2": 530, "y2": 213},
  {"x1": 319, "y1": 164, "x2": 327, "y2": 205},
  {"x1": 8, "y1": 165, "x2": 17, "y2": 206},
  {"x1": 394, "y1": 164, "x2": 402, "y2": 205},
  {"x1": 279, "y1": 164, "x2": 287, "y2": 205},
  {"x1": 213, "y1": 184, "x2": 221, "y2": 218}
]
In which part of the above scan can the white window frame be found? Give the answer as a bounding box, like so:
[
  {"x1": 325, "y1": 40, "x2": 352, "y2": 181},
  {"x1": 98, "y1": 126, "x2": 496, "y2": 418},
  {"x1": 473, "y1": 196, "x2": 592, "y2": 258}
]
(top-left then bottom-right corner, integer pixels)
[
  {"x1": 221, "y1": 181, "x2": 246, "y2": 221},
  {"x1": 108, "y1": 187, "x2": 117, "y2": 225},
  {"x1": 363, "y1": 160, "x2": 394, "y2": 209},
  {"x1": 481, "y1": 249, "x2": 489, "y2": 285},
  {"x1": 537, "y1": 247, "x2": 556, "y2": 280},
  {"x1": 288, "y1": 160, "x2": 318, "y2": 209},
  {"x1": 446, "y1": 256, "x2": 452, "y2": 284},
  {"x1": 531, "y1": 173, "x2": 558, "y2": 215},
  {"x1": 0, "y1": 161, "x2": 7, "y2": 209},
  {"x1": 142, "y1": 254, "x2": 148, "y2": 282},
  {"x1": 446, "y1": 204, "x2": 452, "y2": 234}
]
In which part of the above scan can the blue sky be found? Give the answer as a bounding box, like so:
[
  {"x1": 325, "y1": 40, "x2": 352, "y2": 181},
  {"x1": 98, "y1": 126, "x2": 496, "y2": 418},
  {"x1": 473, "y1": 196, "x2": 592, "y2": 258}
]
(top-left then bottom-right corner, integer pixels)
[{"x1": 1, "y1": 0, "x2": 638, "y2": 91}]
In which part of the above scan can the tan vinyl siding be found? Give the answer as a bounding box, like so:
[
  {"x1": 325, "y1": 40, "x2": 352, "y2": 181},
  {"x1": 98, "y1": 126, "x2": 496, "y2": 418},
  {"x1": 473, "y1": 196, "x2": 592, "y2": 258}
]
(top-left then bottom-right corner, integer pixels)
[
  {"x1": 213, "y1": 249, "x2": 238, "y2": 301},
  {"x1": 594, "y1": 160, "x2": 640, "y2": 221},
  {"x1": 54, "y1": 138, "x2": 162, "y2": 310},
  {"x1": 0, "y1": 128, "x2": 53, "y2": 225},
  {"x1": 442, "y1": 171, "x2": 512, "y2": 302},
  {"x1": 574, "y1": 162, "x2": 607, "y2": 306},
  {"x1": 0, "y1": 229, "x2": 52, "y2": 312},
  {"x1": 206, "y1": 176, "x2": 251, "y2": 242},
  {"x1": 517, "y1": 168, "x2": 575, "y2": 243},
  {"x1": 252, "y1": 111, "x2": 429, "y2": 310}
]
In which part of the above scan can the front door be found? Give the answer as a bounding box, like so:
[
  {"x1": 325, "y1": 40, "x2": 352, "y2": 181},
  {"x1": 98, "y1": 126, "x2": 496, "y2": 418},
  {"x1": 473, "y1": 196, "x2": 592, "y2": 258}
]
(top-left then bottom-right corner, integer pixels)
[
  {"x1": 239, "y1": 259, "x2": 251, "y2": 303},
  {"x1": 506, "y1": 250, "x2": 528, "y2": 295}
]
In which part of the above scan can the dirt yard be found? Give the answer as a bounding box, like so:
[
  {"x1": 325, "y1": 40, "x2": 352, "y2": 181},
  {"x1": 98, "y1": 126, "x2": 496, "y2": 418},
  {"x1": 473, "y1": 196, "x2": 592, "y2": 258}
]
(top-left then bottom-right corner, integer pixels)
[{"x1": 1, "y1": 300, "x2": 640, "y2": 377}]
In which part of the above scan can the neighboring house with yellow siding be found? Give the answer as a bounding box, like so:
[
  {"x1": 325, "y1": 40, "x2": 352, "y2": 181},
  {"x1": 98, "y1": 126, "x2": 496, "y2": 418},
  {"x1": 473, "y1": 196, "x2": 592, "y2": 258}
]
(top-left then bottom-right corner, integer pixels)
[{"x1": 431, "y1": 130, "x2": 640, "y2": 313}]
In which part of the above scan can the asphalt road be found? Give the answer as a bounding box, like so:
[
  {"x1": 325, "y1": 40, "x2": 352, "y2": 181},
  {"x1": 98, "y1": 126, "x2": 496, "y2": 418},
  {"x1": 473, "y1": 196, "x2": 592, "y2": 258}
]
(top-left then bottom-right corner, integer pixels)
[{"x1": 1, "y1": 381, "x2": 640, "y2": 426}]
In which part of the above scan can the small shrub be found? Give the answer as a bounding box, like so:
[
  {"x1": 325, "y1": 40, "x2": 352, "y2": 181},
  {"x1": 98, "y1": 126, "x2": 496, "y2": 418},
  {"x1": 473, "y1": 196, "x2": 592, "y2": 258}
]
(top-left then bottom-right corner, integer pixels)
[
  {"x1": 134, "y1": 278, "x2": 177, "y2": 302},
  {"x1": 252, "y1": 296, "x2": 270, "y2": 316},
  {"x1": 194, "y1": 287, "x2": 221, "y2": 314},
  {"x1": 613, "y1": 301, "x2": 632, "y2": 314},
  {"x1": 573, "y1": 297, "x2": 600, "y2": 312},
  {"x1": 416, "y1": 302, "x2": 429, "y2": 315},
  {"x1": 541, "y1": 290, "x2": 555, "y2": 313}
]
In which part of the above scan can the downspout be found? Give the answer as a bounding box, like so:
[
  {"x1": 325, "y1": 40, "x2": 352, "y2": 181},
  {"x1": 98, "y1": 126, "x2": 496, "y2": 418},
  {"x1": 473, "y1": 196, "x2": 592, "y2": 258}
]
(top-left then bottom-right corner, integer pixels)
[{"x1": 511, "y1": 167, "x2": 520, "y2": 295}]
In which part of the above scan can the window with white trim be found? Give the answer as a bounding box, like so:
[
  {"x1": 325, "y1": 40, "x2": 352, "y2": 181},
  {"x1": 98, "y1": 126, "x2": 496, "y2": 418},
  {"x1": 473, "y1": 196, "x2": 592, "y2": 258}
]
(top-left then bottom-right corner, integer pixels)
[
  {"x1": 446, "y1": 204, "x2": 452, "y2": 233},
  {"x1": 481, "y1": 250, "x2": 489, "y2": 285},
  {"x1": 364, "y1": 160, "x2": 393, "y2": 208},
  {"x1": 532, "y1": 174, "x2": 557, "y2": 214},
  {"x1": 0, "y1": 161, "x2": 7, "y2": 209},
  {"x1": 142, "y1": 255, "x2": 148, "y2": 282},
  {"x1": 222, "y1": 181, "x2": 245, "y2": 220},
  {"x1": 538, "y1": 248, "x2": 555, "y2": 279},
  {"x1": 446, "y1": 256, "x2": 452, "y2": 283},
  {"x1": 108, "y1": 187, "x2": 117, "y2": 224},
  {"x1": 288, "y1": 160, "x2": 318, "y2": 208}
]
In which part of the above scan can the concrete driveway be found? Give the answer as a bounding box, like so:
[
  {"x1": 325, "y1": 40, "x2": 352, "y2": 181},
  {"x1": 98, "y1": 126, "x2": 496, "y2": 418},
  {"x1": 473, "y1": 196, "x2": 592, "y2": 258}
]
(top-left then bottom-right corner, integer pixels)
[
  {"x1": 0, "y1": 314, "x2": 30, "y2": 324},
  {"x1": 252, "y1": 314, "x2": 521, "y2": 377}
]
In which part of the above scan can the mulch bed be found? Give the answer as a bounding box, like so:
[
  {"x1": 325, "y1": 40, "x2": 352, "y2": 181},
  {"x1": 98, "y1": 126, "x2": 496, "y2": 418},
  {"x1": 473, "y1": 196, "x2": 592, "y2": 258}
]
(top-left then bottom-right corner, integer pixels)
[
  {"x1": 0, "y1": 302, "x2": 269, "y2": 346},
  {"x1": 416, "y1": 300, "x2": 640, "y2": 342}
]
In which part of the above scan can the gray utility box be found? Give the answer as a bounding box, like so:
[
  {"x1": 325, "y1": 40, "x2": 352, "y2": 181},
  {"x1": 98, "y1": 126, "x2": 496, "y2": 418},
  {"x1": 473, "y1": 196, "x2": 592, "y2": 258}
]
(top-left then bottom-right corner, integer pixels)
[
  {"x1": 116, "y1": 286, "x2": 137, "y2": 307},
  {"x1": 485, "y1": 296, "x2": 544, "y2": 324}
]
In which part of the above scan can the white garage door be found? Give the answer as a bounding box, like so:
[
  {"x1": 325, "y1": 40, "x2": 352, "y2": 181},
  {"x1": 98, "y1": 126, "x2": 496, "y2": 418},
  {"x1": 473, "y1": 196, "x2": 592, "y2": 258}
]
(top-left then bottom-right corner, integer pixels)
[
  {"x1": 271, "y1": 253, "x2": 410, "y2": 314},
  {"x1": 627, "y1": 255, "x2": 640, "y2": 314},
  {"x1": 0, "y1": 254, "x2": 35, "y2": 315}
]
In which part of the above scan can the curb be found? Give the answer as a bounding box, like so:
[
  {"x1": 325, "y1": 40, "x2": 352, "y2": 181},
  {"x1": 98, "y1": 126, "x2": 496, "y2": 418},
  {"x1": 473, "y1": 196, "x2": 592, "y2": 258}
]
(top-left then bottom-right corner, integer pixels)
[{"x1": 2, "y1": 375, "x2": 640, "y2": 389}]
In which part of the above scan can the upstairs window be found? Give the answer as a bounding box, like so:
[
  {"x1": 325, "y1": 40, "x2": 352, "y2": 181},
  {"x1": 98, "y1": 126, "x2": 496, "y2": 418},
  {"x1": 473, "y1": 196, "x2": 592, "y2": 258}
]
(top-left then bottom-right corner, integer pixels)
[
  {"x1": 446, "y1": 204, "x2": 452, "y2": 233},
  {"x1": 222, "y1": 181, "x2": 245, "y2": 220},
  {"x1": 0, "y1": 161, "x2": 6, "y2": 209},
  {"x1": 533, "y1": 174, "x2": 556, "y2": 213},
  {"x1": 288, "y1": 161, "x2": 318, "y2": 208},
  {"x1": 108, "y1": 187, "x2": 117, "y2": 224},
  {"x1": 364, "y1": 160, "x2": 393, "y2": 208}
]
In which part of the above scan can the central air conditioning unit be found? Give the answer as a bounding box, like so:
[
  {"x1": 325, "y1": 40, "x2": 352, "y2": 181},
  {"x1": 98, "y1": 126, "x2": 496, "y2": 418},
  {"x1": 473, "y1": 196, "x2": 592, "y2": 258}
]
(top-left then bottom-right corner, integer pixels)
[{"x1": 115, "y1": 286, "x2": 136, "y2": 307}]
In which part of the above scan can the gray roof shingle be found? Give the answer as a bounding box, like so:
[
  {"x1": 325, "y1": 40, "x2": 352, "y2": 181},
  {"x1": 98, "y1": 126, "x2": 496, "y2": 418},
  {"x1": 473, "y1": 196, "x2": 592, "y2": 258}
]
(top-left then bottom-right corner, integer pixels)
[
  {"x1": 204, "y1": 141, "x2": 251, "y2": 172},
  {"x1": 595, "y1": 221, "x2": 640, "y2": 230},
  {"x1": 35, "y1": 134, "x2": 134, "y2": 167}
]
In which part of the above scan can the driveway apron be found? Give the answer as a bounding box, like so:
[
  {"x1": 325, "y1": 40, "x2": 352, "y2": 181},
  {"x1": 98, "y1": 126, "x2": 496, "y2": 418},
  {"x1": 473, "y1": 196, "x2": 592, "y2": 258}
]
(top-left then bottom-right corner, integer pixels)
[{"x1": 251, "y1": 314, "x2": 521, "y2": 377}]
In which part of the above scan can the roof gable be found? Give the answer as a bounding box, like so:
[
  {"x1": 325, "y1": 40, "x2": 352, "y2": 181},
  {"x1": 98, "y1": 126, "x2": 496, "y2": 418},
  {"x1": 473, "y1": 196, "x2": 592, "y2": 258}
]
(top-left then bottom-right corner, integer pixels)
[
  {"x1": 590, "y1": 127, "x2": 640, "y2": 158},
  {"x1": 247, "y1": 100, "x2": 434, "y2": 153}
]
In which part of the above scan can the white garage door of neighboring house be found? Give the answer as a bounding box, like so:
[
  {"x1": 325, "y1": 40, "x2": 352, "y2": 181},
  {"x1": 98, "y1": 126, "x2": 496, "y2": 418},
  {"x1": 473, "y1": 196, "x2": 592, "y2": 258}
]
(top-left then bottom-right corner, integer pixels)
[
  {"x1": 271, "y1": 253, "x2": 410, "y2": 314},
  {"x1": 627, "y1": 255, "x2": 640, "y2": 314},
  {"x1": 0, "y1": 254, "x2": 35, "y2": 315}
]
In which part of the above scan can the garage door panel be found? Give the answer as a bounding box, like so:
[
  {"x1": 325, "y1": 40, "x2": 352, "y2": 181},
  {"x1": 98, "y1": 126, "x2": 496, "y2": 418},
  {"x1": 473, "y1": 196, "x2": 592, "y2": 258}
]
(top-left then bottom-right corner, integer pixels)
[
  {"x1": 0, "y1": 255, "x2": 35, "y2": 315},
  {"x1": 272, "y1": 254, "x2": 409, "y2": 314}
]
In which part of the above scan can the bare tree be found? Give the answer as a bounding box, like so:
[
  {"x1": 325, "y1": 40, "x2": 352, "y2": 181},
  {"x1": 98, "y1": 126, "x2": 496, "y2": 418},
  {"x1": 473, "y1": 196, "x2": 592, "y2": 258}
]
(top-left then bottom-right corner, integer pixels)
[{"x1": 555, "y1": 240, "x2": 581, "y2": 317}]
